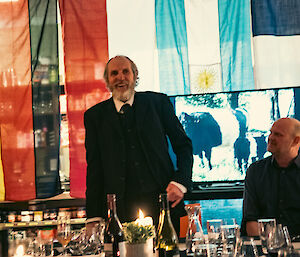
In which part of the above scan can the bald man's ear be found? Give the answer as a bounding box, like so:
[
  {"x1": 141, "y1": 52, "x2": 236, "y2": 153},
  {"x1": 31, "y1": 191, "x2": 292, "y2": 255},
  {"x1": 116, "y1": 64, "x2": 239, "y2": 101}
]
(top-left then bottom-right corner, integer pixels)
[{"x1": 293, "y1": 136, "x2": 300, "y2": 146}]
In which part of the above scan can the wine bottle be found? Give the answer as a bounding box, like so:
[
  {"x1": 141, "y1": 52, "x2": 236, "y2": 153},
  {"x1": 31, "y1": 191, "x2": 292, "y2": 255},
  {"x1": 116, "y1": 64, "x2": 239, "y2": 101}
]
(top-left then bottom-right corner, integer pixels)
[
  {"x1": 104, "y1": 194, "x2": 125, "y2": 257},
  {"x1": 156, "y1": 193, "x2": 180, "y2": 257}
]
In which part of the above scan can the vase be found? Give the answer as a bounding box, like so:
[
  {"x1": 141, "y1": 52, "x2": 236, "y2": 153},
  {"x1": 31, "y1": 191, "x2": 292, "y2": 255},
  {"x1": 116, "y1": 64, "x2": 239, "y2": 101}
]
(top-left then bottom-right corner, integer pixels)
[{"x1": 124, "y1": 238, "x2": 154, "y2": 257}]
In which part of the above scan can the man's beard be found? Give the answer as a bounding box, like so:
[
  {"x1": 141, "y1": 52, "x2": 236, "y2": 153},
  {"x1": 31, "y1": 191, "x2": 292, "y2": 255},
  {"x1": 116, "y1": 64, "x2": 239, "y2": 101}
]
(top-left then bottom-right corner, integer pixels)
[{"x1": 109, "y1": 82, "x2": 135, "y2": 102}]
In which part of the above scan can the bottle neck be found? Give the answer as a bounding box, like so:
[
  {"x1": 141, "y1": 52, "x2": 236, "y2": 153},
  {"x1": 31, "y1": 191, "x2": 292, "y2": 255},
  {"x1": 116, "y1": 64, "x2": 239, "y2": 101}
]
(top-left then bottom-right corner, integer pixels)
[
  {"x1": 107, "y1": 194, "x2": 117, "y2": 218},
  {"x1": 159, "y1": 193, "x2": 172, "y2": 222},
  {"x1": 159, "y1": 193, "x2": 170, "y2": 211}
]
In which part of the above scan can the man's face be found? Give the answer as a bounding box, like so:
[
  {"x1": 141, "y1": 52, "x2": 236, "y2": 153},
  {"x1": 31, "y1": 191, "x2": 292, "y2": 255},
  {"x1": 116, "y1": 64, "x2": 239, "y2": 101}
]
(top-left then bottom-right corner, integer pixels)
[
  {"x1": 267, "y1": 119, "x2": 295, "y2": 156},
  {"x1": 106, "y1": 56, "x2": 136, "y2": 102}
]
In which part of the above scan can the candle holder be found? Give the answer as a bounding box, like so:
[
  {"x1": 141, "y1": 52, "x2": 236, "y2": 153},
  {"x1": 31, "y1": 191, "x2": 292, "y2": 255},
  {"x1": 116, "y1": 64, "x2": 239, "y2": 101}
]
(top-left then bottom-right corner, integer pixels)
[
  {"x1": 122, "y1": 221, "x2": 155, "y2": 257},
  {"x1": 122, "y1": 221, "x2": 154, "y2": 244}
]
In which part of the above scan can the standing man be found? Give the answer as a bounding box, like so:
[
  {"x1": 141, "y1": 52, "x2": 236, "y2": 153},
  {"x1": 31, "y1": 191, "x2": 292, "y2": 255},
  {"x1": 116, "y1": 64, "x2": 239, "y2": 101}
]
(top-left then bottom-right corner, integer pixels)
[
  {"x1": 84, "y1": 55, "x2": 193, "y2": 232},
  {"x1": 242, "y1": 117, "x2": 300, "y2": 237}
]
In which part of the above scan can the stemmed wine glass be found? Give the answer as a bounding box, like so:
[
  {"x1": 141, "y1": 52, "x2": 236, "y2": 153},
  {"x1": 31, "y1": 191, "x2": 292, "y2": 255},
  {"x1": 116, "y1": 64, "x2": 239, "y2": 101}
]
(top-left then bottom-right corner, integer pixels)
[{"x1": 56, "y1": 215, "x2": 73, "y2": 256}]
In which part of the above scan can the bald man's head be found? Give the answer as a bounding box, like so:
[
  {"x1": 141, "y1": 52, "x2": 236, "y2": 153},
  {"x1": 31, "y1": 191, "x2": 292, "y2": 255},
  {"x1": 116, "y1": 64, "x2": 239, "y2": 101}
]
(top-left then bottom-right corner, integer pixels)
[{"x1": 267, "y1": 118, "x2": 300, "y2": 161}]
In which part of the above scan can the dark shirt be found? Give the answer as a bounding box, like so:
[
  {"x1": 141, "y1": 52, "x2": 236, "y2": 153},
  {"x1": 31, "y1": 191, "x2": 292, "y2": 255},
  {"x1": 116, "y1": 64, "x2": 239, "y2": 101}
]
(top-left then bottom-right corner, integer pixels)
[{"x1": 242, "y1": 154, "x2": 300, "y2": 236}]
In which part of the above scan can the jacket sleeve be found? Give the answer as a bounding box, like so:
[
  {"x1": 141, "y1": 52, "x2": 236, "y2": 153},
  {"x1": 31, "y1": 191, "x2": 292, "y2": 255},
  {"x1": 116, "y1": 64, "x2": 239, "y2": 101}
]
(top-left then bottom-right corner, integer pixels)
[
  {"x1": 84, "y1": 109, "x2": 105, "y2": 219},
  {"x1": 159, "y1": 94, "x2": 193, "y2": 191}
]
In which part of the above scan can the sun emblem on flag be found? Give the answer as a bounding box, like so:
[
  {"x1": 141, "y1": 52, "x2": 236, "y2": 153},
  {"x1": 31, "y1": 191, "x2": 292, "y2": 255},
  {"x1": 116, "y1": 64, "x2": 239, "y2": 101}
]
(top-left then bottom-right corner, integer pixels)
[{"x1": 197, "y1": 69, "x2": 216, "y2": 90}]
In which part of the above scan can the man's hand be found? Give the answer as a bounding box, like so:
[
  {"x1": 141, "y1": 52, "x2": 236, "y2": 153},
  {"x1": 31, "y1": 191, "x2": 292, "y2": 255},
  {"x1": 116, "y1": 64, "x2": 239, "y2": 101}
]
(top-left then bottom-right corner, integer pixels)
[
  {"x1": 246, "y1": 221, "x2": 259, "y2": 236},
  {"x1": 166, "y1": 183, "x2": 184, "y2": 208}
]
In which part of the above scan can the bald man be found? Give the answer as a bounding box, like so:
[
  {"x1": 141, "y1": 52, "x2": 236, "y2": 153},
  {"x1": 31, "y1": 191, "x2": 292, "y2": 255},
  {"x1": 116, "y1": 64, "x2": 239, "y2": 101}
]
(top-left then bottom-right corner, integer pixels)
[{"x1": 242, "y1": 118, "x2": 300, "y2": 237}]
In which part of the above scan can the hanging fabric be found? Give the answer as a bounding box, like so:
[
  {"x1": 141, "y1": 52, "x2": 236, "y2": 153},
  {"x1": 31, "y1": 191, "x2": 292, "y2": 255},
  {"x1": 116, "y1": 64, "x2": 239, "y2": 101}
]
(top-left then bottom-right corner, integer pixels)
[
  {"x1": 0, "y1": 0, "x2": 36, "y2": 200},
  {"x1": 59, "y1": 0, "x2": 110, "y2": 198}
]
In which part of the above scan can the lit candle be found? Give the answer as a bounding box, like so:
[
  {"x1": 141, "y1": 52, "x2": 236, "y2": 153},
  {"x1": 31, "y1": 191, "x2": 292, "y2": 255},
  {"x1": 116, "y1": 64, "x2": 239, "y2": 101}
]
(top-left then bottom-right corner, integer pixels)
[
  {"x1": 14, "y1": 245, "x2": 31, "y2": 257},
  {"x1": 135, "y1": 209, "x2": 153, "y2": 226}
]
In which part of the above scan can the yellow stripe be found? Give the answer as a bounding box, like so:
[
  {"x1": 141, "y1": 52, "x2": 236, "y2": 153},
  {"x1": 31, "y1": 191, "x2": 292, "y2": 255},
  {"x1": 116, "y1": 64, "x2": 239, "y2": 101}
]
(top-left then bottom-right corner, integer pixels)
[{"x1": 0, "y1": 133, "x2": 5, "y2": 201}]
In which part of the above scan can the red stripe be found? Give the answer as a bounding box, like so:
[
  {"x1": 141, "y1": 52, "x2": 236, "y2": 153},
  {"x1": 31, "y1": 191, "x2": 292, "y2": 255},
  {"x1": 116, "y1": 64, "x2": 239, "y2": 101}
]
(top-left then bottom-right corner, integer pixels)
[
  {"x1": 0, "y1": 0, "x2": 36, "y2": 200},
  {"x1": 59, "y1": 0, "x2": 110, "y2": 198}
]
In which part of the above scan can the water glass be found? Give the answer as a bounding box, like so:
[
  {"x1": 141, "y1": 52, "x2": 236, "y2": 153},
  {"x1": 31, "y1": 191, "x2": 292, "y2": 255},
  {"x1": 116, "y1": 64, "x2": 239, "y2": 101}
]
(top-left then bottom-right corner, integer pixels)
[
  {"x1": 278, "y1": 249, "x2": 300, "y2": 257},
  {"x1": 234, "y1": 237, "x2": 259, "y2": 257},
  {"x1": 69, "y1": 220, "x2": 105, "y2": 256},
  {"x1": 267, "y1": 224, "x2": 286, "y2": 254},
  {"x1": 258, "y1": 218, "x2": 276, "y2": 254},
  {"x1": 220, "y1": 224, "x2": 240, "y2": 256},
  {"x1": 223, "y1": 218, "x2": 237, "y2": 226},
  {"x1": 68, "y1": 229, "x2": 86, "y2": 256},
  {"x1": 82, "y1": 227, "x2": 103, "y2": 255},
  {"x1": 207, "y1": 219, "x2": 223, "y2": 243}
]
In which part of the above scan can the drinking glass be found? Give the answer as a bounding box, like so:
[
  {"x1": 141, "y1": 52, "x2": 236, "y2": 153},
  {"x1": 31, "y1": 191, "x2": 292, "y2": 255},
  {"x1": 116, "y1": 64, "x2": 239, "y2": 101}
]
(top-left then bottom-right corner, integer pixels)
[
  {"x1": 223, "y1": 218, "x2": 237, "y2": 226},
  {"x1": 37, "y1": 229, "x2": 55, "y2": 256},
  {"x1": 194, "y1": 237, "x2": 218, "y2": 257},
  {"x1": 207, "y1": 219, "x2": 223, "y2": 243},
  {"x1": 185, "y1": 205, "x2": 206, "y2": 256},
  {"x1": 258, "y1": 218, "x2": 276, "y2": 254},
  {"x1": 278, "y1": 249, "x2": 300, "y2": 257},
  {"x1": 283, "y1": 226, "x2": 294, "y2": 252},
  {"x1": 81, "y1": 226, "x2": 103, "y2": 255},
  {"x1": 56, "y1": 215, "x2": 73, "y2": 256},
  {"x1": 68, "y1": 229, "x2": 86, "y2": 256},
  {"x1": 234, "y1": 237, "x2": 259, "y2": 257},
  {"x1": 220, "y1": 223, "x2": 240, "y2": 256},
  {"x1": 267, "y1": 224, "x2": 286, "y2": 254}
]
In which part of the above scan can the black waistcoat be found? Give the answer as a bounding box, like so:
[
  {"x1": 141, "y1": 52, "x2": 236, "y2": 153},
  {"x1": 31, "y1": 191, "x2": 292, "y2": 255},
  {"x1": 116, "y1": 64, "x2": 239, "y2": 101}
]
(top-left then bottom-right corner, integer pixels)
[{"x1": 118, "y1": 104, "x2": 159, "y2": 195}]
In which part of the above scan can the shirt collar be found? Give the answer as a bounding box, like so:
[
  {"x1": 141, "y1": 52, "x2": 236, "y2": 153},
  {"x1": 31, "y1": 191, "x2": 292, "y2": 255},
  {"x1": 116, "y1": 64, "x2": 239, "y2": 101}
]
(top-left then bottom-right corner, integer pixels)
[
  {"x1": 113, "y1": 92, "x2": 135, "y2": 112},
  {"x1": 294, "y1": 152, "x2": 300, "y2": 168},
  {"x1": 271, "y1": 152, "x2": 300, "y2": 169}
]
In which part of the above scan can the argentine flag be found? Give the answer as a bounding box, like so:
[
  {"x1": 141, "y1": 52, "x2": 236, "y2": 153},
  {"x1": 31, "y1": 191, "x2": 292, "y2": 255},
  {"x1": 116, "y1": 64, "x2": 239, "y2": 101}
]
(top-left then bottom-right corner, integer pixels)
[{"x1": 107, "y1": 0, "x2": 254, "y2": 95}]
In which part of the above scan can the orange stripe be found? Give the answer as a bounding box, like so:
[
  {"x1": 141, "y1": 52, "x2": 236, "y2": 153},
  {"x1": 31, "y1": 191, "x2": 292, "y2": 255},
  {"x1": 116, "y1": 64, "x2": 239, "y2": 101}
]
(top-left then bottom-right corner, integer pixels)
[
  {"x1": 59, "y1": 0, "x2": 110, "y2": 198},
  {"x1": 0, "y1": 0, "x2": 36, "y2": 200},
  {"x1": 0, "y1": 132, "x2": 5, "y2": 201}
]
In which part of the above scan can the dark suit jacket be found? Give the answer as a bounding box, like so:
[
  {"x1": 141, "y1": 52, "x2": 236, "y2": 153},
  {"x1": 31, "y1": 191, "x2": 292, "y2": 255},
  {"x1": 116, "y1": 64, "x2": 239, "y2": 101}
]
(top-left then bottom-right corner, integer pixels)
[{"x1": 84, "y1": 91, "x2": 193, "y2": 219}]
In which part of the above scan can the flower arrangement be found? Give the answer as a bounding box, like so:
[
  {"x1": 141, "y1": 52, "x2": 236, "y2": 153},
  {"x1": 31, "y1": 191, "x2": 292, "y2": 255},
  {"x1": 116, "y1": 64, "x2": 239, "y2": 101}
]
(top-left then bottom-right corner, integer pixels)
[{"x1": 122, "y1": 221, "x2": 155, "y2": 244}]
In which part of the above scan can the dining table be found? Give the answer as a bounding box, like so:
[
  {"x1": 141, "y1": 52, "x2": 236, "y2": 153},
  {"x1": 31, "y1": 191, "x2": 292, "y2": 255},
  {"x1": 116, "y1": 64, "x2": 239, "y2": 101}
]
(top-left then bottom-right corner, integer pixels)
[{"x1": 58, "y1": 240, "x2": 300, "y2": 256}]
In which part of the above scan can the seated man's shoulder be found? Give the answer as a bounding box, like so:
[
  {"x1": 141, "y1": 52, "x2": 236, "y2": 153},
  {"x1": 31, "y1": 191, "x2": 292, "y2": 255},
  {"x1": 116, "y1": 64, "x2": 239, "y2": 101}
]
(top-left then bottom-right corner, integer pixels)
[{"x1": 247, "y1": 155, "x2": 272, "y2": 174}]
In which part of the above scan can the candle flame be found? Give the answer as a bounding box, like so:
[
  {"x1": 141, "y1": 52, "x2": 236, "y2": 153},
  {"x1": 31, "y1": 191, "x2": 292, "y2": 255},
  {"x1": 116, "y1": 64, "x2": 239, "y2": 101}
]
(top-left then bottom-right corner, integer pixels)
[
  {"x1": 138, "y1": 209, "x2": 144, "y2": 219},
  {"x1": 15, "y1": 245, "x2": 24, "y2": 256}
]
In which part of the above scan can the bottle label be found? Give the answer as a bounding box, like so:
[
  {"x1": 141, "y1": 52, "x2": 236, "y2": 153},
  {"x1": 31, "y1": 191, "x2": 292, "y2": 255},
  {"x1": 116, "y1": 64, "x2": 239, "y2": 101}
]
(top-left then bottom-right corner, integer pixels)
[
  {"x1": 104, "y1": 242, "x2": 113, "y2": 253},
  {"x1": 119, "y1": 241, "x2": 126, "y2": 257},
  {"x1": 157, "y1": 248, "x2": 180, "y2": 257}
]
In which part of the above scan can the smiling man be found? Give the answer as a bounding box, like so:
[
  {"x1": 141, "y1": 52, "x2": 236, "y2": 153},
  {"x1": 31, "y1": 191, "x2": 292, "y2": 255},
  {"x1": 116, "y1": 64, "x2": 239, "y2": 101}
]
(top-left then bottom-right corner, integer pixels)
[
  {"x1": 84, "y1": 55, "x2": 193, "y2": 234},
  {"x1": 242, "y1": 117, "x2": 300, "y2": 237}
]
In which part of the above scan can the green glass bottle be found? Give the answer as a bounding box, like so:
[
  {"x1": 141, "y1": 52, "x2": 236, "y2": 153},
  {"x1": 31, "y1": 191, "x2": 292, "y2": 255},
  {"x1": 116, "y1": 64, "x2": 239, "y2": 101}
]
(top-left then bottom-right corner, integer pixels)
[
  {"x1": 104, "y1": 194, "x2": 125, "y2": 257},
  {"x1": 156, "y1": 193, "x2": 180, "y2": 257}
]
